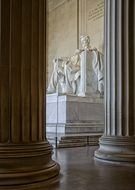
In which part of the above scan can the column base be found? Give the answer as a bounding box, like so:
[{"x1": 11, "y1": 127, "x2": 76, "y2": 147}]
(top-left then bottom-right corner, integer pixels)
[
  {"x1": 95, "y1": 136, "x2": 135, "y2": 162},
  {"x1": 0, "y1": 141, "x2": 60, "y2": 189}
]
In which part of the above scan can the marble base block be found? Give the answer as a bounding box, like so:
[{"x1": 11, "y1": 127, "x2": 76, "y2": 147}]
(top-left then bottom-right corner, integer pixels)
[{"x1": 46, "y1": 93, "x2": 104, "y2": 147}]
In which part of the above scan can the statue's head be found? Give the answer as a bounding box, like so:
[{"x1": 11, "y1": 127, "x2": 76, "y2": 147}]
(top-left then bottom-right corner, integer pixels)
[{"x1": 80, "y1": 35, "x2": 90, "y2": 50}]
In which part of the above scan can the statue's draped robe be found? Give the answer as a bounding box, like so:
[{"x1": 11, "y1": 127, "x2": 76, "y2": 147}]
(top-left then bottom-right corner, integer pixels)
[{"x1": 47, "y1": 49, "x2": 104, "y2": 96}]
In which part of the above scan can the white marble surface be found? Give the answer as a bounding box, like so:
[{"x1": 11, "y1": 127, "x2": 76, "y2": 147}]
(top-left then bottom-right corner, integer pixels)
[
  {"x1": 78, "y1": 49, "x2": 97, "y2": 96},
  {"x1": 46, "y1": 96, "x2": 66, "y2": 123},
  {"x1": 46, "y1": 123, "x2": 104, "y2": 134},
  {"x1": 46, "y1": 94, "x2": 104, "y2": 134},
  {"x1": 46, "y1": 93, "x2": 103, "y2": 103},
  {"x1": 47, "y1": 35, "x2": 104, "y2": 97}
]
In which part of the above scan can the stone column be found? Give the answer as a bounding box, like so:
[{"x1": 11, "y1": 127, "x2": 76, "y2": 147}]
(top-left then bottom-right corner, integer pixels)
[
  {"x1": 95, "y1": 0, "x2": 135, "y2": 162},
  {"x1": 0, "y1": 0, "x2": 59, "y2": 188}
]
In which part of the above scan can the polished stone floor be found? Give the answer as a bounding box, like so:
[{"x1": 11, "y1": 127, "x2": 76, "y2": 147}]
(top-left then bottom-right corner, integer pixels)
[{"x1": 46, "y1": 146, "x2": 135, "y2": 190}]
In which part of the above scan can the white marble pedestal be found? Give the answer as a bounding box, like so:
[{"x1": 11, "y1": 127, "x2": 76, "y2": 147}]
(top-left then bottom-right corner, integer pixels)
[{"x1": 46, "y1": 93, "x2": 104, "y2": 147}]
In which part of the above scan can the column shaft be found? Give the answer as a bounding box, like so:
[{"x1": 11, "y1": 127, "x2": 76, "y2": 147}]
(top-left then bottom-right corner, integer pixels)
[
  {"x1": 0, "y1": 0, "x2": 59, "y2": 188},
  {"x1": 95, "y1": 0, "x2": 135, "y2": 162}
]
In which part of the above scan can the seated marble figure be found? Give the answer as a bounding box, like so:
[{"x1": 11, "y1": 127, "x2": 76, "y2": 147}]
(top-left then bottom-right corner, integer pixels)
[{"x1": 47, "y1": 35, "x2": 104, "y2": 96}]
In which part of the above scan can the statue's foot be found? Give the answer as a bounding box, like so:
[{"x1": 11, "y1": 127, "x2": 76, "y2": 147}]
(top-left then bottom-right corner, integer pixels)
[
  {"x1": 46, "y1": 89, "x2": 56, "y2": 94},
  {"x1": 77, "y1": 92, "x2": 86, "y2": 97}
]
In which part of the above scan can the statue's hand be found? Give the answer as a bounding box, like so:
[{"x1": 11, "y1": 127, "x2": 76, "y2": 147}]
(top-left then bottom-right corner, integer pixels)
[
  {"x1": 74, "y1": 71, "x2": 80, "y2": 80},
  {"x1": 93, "y1": 47, "x2": 97, "y2": 51}
]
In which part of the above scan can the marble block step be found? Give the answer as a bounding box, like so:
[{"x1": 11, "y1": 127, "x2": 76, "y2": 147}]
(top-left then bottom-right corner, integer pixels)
[
  {"x1": 58, "y1": 136, "x2": 100, "y2": 148},
  {"x1": 47, "y1": 123, "x2": 104, "y2": 134},
  {"x1": 59, "y1": 138, "x2": 87, "y2": 143},
  {"x1": 47, "y1": 133, "x2": 102, "y2": 148},
  {"x1": 60, "y1": 134, "x2": 101, "y2": 140},
  {"x1": 65, "y1": 125, "x2": 104, "y2": 133},
  {"x1": 58, "y1": 142, "x2": 98, "y2": 148},
  {"x1": 58, "y1": 139, "x2": 87, "y2": 148},
  {"x1": 58, "y1": 142, "x2": 87, "y2": 148}
]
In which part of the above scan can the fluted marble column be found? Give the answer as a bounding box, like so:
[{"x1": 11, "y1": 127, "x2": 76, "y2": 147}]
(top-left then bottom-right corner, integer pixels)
[
  {"x1": 95, "y1": 0, "x2": 135, "y2": 162},
  {"x1": 0, "y1": 0, "x2": 59, "y2": 189}
]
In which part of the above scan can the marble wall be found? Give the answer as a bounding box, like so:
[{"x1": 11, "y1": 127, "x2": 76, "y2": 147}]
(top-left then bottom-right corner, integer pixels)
[
  {"x1": 79, "y1": 0, "x2": 104, "y2": 52},
  {"x1": 46, "y1": 0, "x2": 78, "y2": 84},
  {"x1": 46, "y1": 0, "x2": 104, "y2": 85}
]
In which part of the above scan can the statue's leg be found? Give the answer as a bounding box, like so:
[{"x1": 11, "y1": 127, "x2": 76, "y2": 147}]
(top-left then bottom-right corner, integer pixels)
[
  {"x1": 47, "y1": 70, "x2": 58, "y2": 93},
  {"x1": 64, "y1": 65, "x2": 73, "y2": 94},
  {"x1": 98, "y1": 79, "x2": 104, "y2": 97},
  {"x1": 71, "y1": 80, "x2": 77, "y2": 94}
]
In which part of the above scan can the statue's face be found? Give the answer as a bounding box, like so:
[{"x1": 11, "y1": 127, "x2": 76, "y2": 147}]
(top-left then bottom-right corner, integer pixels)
[
  {"x1": 57, "y1": 58, "x2": 63, "y2": 62},
  {"x1": 80, "y1": 36, "x2": 90, "y2": 49}
]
